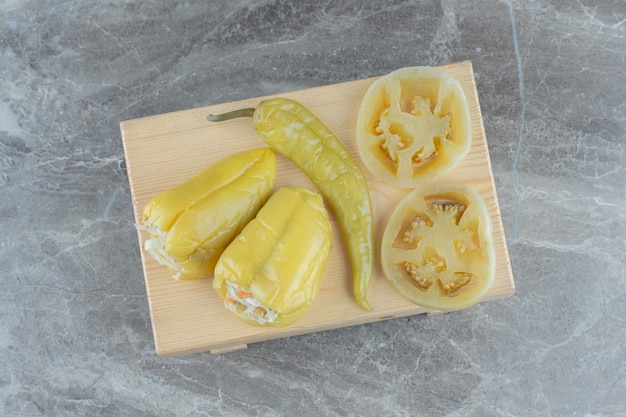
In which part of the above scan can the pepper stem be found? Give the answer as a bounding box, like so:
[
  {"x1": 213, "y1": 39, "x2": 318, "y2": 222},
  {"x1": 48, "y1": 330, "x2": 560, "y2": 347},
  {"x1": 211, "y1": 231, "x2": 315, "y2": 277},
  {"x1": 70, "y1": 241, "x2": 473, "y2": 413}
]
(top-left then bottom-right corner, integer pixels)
[{"x1": 207, "y1": 108, "x2": 256, "y2": 122}]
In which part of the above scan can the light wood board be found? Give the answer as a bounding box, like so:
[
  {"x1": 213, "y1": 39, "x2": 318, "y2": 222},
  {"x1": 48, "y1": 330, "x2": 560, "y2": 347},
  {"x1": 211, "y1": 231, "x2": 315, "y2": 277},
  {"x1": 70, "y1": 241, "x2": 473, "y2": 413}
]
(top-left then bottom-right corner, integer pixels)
[{"x1": 120, "y1": 60, "x2": 515, "y2": 356}]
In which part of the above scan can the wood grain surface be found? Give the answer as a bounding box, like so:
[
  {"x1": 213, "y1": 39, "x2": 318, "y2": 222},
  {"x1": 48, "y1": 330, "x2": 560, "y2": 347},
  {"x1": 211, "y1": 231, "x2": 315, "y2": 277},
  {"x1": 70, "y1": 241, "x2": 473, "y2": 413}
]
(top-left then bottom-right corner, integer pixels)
[{"x1": 120, "y1": 60, "x2": 515, "y2": 356}]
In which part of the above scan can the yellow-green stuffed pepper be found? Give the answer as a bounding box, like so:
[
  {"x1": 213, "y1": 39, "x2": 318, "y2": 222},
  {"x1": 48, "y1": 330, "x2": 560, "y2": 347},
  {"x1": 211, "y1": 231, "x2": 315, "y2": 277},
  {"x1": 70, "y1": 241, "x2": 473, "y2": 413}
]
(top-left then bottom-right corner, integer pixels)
[
  {"x1": 138, "y1": 148, "x2": 276, "y2": 280},
  {"x1": 213, "y1": 187, "x2": 332, "y2": 327}
]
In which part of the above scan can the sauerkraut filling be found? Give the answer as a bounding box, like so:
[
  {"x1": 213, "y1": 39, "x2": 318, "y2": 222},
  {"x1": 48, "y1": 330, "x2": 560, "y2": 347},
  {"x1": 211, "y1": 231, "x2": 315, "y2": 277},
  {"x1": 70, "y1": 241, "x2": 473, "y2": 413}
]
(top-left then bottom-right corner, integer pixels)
[
  {"x1": 224, "y1": 282, "x2": 279, "y2": 325},
  {"x1": 135, "y1": 221, "x2": 187, "y2": 279}
]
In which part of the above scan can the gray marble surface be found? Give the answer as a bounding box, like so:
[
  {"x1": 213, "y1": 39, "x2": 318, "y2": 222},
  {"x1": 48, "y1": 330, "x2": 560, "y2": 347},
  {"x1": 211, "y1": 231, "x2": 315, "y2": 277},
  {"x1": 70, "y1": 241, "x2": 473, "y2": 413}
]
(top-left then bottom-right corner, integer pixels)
[{"x1": 2, "y1": 0, "x2": 625, "y2": 416}]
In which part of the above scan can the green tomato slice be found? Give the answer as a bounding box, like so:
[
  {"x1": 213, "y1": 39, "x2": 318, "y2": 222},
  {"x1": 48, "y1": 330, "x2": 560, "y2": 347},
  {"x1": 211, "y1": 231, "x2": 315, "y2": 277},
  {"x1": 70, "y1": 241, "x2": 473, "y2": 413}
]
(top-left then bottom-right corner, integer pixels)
[
  {"x1": 381, "y1": 183, "x2": 495, "y2": 311},
  {"x1": 356, "y1": 66, "x2": 472, "y2": 187}
]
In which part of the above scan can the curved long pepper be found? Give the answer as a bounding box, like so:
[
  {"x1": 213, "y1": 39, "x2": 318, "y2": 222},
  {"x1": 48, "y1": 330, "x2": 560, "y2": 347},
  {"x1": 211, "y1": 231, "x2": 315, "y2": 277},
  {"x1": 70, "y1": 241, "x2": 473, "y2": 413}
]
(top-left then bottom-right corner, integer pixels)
[{"x1": 208, "y1": 98, "x2": 374, "y2": 311}]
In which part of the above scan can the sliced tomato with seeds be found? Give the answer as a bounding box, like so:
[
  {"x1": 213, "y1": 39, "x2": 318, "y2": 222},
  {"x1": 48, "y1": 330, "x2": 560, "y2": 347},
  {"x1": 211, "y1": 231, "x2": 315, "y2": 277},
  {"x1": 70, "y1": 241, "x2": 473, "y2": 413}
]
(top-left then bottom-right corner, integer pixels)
[
  {"x1": 381, "y1": 183, "x2": 495, "y2": 311},
  {"x1": 356, "y1": 66, "x2": 472, "y2": 187}
]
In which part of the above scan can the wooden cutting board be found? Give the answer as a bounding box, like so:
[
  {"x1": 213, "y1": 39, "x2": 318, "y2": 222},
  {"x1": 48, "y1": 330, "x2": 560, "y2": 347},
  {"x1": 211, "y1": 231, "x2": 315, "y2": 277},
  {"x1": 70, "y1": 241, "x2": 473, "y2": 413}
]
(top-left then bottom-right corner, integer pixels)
[{"x1": 120, "y1": 60, "x2": 515, "y2": 356}]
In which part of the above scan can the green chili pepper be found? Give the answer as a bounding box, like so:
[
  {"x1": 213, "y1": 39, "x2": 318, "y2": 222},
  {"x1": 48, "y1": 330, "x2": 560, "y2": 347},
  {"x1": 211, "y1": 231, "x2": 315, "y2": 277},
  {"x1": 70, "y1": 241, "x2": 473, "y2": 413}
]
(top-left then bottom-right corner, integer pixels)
[
  {"x1": 213, "y1": 187, "x2": 333, "y2": 327},
  {"x1": 208, "y1": 98, "x2": 374, "y2": 311}
]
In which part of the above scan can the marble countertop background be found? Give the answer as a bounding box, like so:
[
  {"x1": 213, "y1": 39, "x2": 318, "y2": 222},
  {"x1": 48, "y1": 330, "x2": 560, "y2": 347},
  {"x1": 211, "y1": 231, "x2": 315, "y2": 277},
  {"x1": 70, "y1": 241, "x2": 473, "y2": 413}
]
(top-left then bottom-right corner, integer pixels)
[{"x1": 2, "y1": 1, "x2": 625, "y2": 416}]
